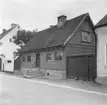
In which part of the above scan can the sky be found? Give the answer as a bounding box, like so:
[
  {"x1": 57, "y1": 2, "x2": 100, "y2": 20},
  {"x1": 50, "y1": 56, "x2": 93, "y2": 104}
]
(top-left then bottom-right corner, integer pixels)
[{"x1": 0, "y1": 0, "x2": 107, "y2": 33}]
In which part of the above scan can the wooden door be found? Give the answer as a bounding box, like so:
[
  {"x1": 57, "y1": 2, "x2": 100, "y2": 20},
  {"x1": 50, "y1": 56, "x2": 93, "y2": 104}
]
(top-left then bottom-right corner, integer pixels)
[
  {"x1": 36, "y1": 54, "x2": 40, "y2": 68},
  {"x1": 67, "y1": 56, "x2": 88, "y2": 79}
]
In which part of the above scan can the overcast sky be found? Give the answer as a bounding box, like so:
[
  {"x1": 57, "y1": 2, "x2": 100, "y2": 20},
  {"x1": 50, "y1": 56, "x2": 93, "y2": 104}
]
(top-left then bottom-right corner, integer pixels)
[{"x1": 0, "y1": 0, "x2": 107, "y2": 33}]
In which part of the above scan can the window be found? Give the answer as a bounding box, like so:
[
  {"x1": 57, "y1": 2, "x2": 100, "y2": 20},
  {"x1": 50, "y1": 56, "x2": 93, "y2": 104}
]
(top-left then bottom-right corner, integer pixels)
[
  {"x1": 22, "y1": 55, "x2": 25, "y2": 62},
  {"x1": 27, "y1": 55, "x2": 31, "y2": 62},
  {"x1": 81, "y1": 30, "x2": 91, "y2": 42},
  {"x1": 7, "y1": 60, "x2": 12, "y2": 63},
  {"x1": 46, "y1": 53, "x2": 52, "y2": 61},
  {"x1": 55, "y1": 52, "x2": 63, "y2": 61},
  {"x1": 9, "y1": 38, "x2": 12, "y2": 42},
  {"x1": 18, "y1": 26, "x2": 20, "y2": 29}
]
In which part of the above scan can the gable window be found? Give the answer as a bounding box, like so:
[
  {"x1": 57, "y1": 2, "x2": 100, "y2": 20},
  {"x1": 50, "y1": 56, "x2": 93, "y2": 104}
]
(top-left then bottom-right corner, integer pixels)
[
  {"x1": 55, "y1": 52, "x2": 63, "y2": 61},
  {"x1": 46, "y1": 53, "x2": 52, "y2": 61},
  {"x1": 22, "y1": 55, "x2": 25, "y2": 62},
  {"x1": 81, "y1": 30, "x2": 91, "y2": 42},
  {"x1": 27, "y1": 55, "x2": 31, "y2": 62}
]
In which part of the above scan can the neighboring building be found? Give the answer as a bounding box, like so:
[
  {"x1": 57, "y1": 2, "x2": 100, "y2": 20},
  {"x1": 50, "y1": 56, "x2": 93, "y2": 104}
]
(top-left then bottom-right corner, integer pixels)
[
  {"x1": 0, "y1": 23, "x2": 21, "y2": 72},
  {"x1": 95, "y1": 14, "x2": 107, "y2": 77},
  {"x1": 21, "y1": 13, "x2": 96, "y2": 80}
]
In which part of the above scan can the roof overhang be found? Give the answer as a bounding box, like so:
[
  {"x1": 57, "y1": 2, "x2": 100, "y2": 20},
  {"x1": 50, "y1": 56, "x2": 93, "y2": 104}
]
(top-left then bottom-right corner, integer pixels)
[{"x1": 95, "y1": 23, "x2": 107, "y2": 29}]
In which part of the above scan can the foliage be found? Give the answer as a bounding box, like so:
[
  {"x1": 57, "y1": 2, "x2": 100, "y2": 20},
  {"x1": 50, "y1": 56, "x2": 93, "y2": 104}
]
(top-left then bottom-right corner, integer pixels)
[
  {"x1": 12, "y1": 29, "x2": 37, "y2": 47},
  {"x1": 12, "y1": 29, "x2": 37, "y2": 58}
]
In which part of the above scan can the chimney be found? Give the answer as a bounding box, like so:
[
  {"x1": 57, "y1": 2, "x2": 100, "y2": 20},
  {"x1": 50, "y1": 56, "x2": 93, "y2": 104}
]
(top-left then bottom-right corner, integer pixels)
[
  {"x1": 2, "y1": 29, "x2": 6, "y2": 33},
  {"x1": 57, "y1": 15, "x2": 67, "y2": 28},
  {"x1": 11, "y1": 23, "x2": 17, "y2": 28}
]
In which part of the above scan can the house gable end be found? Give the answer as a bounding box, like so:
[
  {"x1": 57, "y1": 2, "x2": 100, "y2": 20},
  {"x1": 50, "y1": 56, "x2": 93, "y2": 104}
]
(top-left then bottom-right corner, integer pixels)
[{"x1": 65, "y1": 15, "x2": 95, "y2": 47}]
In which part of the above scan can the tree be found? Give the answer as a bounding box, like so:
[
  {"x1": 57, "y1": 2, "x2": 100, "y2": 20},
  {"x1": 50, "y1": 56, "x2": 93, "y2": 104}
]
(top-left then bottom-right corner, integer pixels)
[
  {"x1": 13, "y1": 29, "x2": 37, "y2": 47},
  {"x1": 12, "y1": 29, "x2": 37, "y2": 58}
]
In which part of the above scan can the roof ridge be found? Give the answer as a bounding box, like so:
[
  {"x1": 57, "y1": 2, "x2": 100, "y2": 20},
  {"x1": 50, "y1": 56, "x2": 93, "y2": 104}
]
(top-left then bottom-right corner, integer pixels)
[
  {"x1": 95, "y1": 14, "x2": 107, "y2": 27},
  {"x1": 0, "y1": 25, "x2": 17, "y2": 40}
]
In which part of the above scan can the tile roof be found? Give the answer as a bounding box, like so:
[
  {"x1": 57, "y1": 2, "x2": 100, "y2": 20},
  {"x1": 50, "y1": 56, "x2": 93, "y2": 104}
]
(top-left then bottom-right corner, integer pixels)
[
  {"x1": 0, "y1": 26, "x2": 16, "y2": 40},
  {"x1": 95, "y1": 14, "x2": 107, "y2": 28},
  {"x1": 21, "y1": 13, "x2": 89, "y2": 52}
]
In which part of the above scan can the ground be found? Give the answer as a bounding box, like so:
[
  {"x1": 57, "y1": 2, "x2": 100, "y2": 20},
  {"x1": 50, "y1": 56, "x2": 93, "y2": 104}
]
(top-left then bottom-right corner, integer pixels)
[{"x1": 0, "y1": 72, "x2": 107, "y2": 105}]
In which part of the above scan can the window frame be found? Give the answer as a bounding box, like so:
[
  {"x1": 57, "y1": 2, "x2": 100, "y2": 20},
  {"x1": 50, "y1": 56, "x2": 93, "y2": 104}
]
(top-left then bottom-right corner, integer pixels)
[
  {"x1": 54, "y1": 51, "x2": 63, "y2": 61},
  {"x1": 7, "y1": 60, "x2": 12, "y2": 63},
  {"x1": 81, "y1": 30, "x2": 91, "y2": 43},
  {"x1": 27, "y1": 55, "x2": 31, "y2": 62},
  {"x1": 46, "y1": 52, "x2": 53, "y2": 61},
  {"x1": 9, "y1": 38, "x2": 12, "y2": 42}
]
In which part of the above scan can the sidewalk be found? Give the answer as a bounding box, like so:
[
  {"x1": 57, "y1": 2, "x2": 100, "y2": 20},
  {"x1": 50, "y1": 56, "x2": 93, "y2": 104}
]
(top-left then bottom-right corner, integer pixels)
[
  {"x1": 96, "y1": 76, "x2": 107, "y2": 86},
  {"x1": 1, "y1": 70, "x2": 107, "y2": 94}
]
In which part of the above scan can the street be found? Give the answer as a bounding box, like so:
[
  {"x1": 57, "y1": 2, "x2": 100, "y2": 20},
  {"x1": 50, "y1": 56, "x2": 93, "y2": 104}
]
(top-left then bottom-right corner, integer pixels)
[{"x1": 0, "y1": 73, "x2": 107, "y2": 105}]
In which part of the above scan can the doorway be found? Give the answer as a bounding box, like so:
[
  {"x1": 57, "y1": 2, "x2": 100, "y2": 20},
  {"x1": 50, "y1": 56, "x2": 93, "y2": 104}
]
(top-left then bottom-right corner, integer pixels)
[{"x1": 36, "y1": 54, "x2": 40, "y2": 68}]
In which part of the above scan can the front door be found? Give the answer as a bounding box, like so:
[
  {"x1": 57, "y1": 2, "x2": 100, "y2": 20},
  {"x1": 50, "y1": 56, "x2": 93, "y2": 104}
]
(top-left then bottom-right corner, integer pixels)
[
  {"x1": 67, "y1": 56, "x2": 88, "y2": 79},
  {"x1": 36, "y1": 54, "x2": 40, "y2": 68}
]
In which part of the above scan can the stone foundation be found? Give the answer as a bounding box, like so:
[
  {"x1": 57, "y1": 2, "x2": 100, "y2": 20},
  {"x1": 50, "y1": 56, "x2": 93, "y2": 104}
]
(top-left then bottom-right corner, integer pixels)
[
  {"x1": 40, "y1": 69, "x2": 66, "y2": 79},
  {"x1": 21, "y1": 68, "x2": 66, "y2": 79}
]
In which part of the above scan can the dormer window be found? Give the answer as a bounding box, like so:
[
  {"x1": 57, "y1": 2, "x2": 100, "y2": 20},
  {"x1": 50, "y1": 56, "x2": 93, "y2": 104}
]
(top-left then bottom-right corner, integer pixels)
[{"x1": 81, "y1": 30, "x2": 91, "y2": 42}]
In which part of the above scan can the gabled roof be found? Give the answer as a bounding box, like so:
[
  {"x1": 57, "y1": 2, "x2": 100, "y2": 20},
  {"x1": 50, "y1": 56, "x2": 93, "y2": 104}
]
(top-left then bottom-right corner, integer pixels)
[
  {"x1": 95, "y1": 14, "x2": 107, "y2": 28},
  {"x1": 0, "y1": 26, "x2": 16, "y2": 40},
  {"x1": 21, "y1": 13, "x2": 92, "y2": 52}
]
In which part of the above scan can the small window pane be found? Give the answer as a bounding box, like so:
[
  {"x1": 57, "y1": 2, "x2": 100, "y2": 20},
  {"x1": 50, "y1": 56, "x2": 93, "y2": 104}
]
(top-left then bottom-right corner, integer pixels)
[
  {"x1": 87, "y1": 33, "x2": 91, "y2": 42},
  {"x1": 82, "y1": 31, "x2": 85, "y2": 41}
]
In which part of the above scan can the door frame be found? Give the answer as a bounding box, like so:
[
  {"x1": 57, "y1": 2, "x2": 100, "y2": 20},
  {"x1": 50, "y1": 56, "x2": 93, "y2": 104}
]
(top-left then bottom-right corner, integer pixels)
[{"x1": 36, "y1": 53, "x2": 40, "y2": 68}]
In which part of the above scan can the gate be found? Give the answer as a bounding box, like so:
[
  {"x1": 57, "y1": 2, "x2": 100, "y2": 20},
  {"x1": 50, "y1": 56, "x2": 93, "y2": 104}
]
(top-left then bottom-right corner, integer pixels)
[{"x1": 67, "y1": 55, "x2": 96, "y2": 80}]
